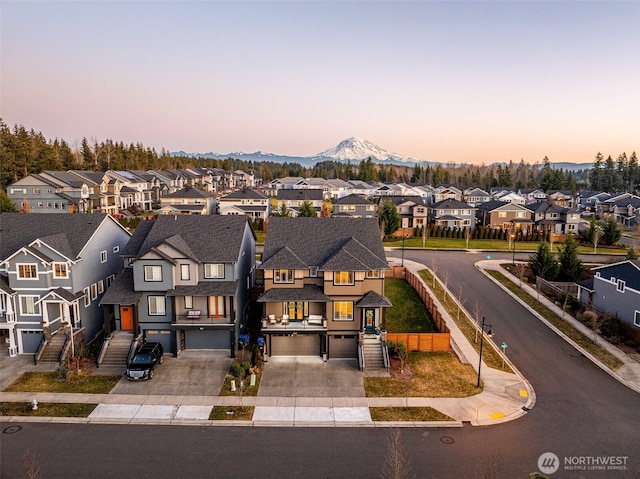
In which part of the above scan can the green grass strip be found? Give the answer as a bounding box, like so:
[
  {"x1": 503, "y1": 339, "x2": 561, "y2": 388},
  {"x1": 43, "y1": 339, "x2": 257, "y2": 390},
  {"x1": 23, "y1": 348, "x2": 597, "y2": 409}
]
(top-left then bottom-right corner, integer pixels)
[
  {"x1": 370, "y1": 406, "x2": 454, "y2": 422},
  {"x1": 0, "y1": 402, "x2": 97, "y2": 417}
]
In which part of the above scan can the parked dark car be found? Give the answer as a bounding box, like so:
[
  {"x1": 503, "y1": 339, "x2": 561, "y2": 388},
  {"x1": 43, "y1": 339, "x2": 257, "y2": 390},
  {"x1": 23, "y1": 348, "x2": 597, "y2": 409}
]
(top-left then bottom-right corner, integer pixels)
[{"x1": 126, "y1": 342, "x2": 164, "y2": 380}]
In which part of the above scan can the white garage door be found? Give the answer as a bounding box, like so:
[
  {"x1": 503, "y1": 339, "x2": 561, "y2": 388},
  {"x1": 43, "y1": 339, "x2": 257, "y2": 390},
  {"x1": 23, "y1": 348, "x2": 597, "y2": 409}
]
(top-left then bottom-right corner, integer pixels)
[
  {"x1": 271, "y1": 334, "x2": 320, "y2": 356},
  {"x1": 329, "y1": 335, "x2": 358, "y2": 359}
]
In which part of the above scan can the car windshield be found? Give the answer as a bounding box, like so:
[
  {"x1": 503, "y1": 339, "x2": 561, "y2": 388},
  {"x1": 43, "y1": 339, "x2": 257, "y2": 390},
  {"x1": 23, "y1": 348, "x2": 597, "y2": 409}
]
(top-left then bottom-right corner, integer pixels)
[{"x1": 131, "y1": 354, "x2": 152, "y2": 364}]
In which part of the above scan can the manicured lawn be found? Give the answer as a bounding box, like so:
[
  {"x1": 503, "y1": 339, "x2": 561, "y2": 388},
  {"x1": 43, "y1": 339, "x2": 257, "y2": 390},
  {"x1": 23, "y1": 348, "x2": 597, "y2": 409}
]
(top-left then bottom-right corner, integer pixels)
[
  {"x1": 487, "y1": 269, "x2": 624, "y2": 371},
  {"x1": 370, "y1": 406, "x2": 454, "y2": 422},
  {"x1": 365, "y1": 351, "x2": 480, "y2": 397},
  {"x1": 0, "y1": 401, "x2": 97, "y2": 417},
  {"x1": 384, "y1": 278, "x2": 437, "y2": 333},
  {"x1": 3, "y1": 372, "x2": 121, "y2": 394},
  {"x1": 209, "y1": 406, "x2": 254, "y2": 420}
]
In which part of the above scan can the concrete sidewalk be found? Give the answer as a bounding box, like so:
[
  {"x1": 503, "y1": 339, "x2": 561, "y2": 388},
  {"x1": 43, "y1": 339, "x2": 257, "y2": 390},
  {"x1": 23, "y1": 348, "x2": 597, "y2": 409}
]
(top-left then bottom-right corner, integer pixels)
[{"x1": 2, "y1": 257, "x2": 539, "y2": 428}]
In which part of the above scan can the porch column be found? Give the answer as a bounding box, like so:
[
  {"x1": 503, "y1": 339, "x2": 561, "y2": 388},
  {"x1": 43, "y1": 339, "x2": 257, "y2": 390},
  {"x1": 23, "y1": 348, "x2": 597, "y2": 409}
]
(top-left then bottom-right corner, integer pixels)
[{"x1": 8, "y1": 326, "x2": 18, "y2": 357}]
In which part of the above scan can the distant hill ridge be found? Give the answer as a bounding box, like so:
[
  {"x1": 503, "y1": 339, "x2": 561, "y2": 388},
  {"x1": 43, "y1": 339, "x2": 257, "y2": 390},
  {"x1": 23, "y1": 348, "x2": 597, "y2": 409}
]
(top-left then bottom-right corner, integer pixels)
[{"x1": 171, "y1": 137, "x2": 593, "y2": 171}]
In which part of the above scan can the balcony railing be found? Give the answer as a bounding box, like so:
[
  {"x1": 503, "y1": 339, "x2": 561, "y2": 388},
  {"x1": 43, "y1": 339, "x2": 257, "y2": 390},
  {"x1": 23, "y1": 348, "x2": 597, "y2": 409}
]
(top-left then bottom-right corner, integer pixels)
[
  {"x1": 261, "y1": 316, "x2": 327, "y2": 331},
  {"x1": 0, "y1": 312, "x2": 16, "y2": 324},
  {"x1": 174, "y1": 313, "x2": 232, "y2": 326}
]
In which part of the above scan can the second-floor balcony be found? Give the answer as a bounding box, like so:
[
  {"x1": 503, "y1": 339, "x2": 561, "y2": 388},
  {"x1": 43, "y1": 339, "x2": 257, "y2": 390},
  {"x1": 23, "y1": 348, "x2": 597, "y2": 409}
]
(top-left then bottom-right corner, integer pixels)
[
  {"x1": 174, "y1": 310, "x2": 233, "y2": 326},
  {"x1": 261, "y1": 314, "x2": 327, "y2": 331}
]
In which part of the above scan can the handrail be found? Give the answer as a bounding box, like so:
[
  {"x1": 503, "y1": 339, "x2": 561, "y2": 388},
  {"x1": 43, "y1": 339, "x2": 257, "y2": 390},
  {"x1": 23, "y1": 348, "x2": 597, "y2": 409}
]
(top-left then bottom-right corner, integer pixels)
[
  {"x1": 381, "y1": 337, "x2": 390, "y2": 371},
  {"x1": 97, "y1": 334, "x2": 113, "y2": 367},
  {"x1": 127, "y1": 334, "x2": 143, "y2": 365},
  {"x1": 33, "y1": 337, "x2": 48, "y2": 365},
  {"x1": 357, "y1": 343, "x2": 364, "y2": 371}
]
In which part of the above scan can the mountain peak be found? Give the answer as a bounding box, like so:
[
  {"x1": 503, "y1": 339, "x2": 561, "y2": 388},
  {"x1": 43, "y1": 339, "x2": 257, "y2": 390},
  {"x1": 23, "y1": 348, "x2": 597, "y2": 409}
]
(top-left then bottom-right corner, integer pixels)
[{"x1": 315, "y1": 137, "x2": 403, "y2": 162}]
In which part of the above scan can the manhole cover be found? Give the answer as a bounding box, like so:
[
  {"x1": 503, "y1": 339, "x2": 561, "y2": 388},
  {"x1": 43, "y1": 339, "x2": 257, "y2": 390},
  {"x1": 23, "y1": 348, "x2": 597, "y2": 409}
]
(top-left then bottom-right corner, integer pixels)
[
  {"x1": 440, "y1": 436, "x2": 455, "y2": 444},
  {"x1": 3, "y1": 426, "x2": 22, "y2": 434}
]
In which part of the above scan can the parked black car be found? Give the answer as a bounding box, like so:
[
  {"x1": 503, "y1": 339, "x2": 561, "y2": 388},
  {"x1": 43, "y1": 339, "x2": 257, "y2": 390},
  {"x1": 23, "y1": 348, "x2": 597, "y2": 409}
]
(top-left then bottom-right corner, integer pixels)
[{"x1": 126, "y1": 342, "x2": 164, "y2": 380}]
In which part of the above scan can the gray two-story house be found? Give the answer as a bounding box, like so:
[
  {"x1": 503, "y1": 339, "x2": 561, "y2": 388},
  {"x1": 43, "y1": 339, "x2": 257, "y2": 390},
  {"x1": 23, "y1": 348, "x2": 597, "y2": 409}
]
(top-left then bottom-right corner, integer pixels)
[
  {"x1": 0, "y1": 213, "x2": 130, "y2": 357},
  {"x1": 100, "y1": 215, "x2": 256, "y2": 357},
  {"x1": 331, "y1": 194, "x2": 377, "y2": 218}
]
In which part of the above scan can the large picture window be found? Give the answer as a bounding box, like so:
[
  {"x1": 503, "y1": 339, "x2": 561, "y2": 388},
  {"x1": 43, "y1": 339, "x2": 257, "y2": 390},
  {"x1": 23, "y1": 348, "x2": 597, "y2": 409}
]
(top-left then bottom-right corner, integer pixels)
[
  {"x1": 334, "y1": 271, "x2": 354, "y2": 285},
  {"x1": 208, "y1": 296, "x2": 225, "y2": 318},
  {"x1": 19, "y1": 295, "x2": 41, "y2": 315},
  {"x1": 274, "y1": 269, "x2": 294, "y2": 283},
  {"x1": 148, "y1": 296, "x2": 166, "y2": 316},
  {"x1": 333, "y1": 302, "x2": 353, "y2": 321},
  {"x1": 144, "y1": 265, "x2": 163, "y2": 282},
  {"x1": 17, "y1": 264, "x2": 37, "y2": 279},
  {"x1": 204, "y1": 263, "x2": 225, "y2": 279}
]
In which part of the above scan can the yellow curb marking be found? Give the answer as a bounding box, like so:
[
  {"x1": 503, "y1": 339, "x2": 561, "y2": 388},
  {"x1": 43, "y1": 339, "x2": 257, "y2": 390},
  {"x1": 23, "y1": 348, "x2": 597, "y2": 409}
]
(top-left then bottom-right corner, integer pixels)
[
  {"x1": 489, "y1": 412, "x2": 505, "y2": 419},
  {"x1": 519, "y1": 389, "x2": 529, "y2": 398}
]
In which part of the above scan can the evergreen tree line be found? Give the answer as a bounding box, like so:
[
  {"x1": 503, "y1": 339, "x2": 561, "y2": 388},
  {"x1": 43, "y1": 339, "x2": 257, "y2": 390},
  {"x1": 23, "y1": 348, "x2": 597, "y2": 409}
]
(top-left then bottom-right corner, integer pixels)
[{"x1": 2, "y1": 120, "x2": 635, "y2": 196}]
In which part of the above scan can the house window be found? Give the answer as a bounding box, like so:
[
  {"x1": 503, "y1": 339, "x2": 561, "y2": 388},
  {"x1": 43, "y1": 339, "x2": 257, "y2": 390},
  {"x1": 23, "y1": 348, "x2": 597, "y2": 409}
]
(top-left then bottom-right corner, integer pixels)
[
  {"x1": 366, "y1": 270, "x2": 381, "y2": 279},
  {"x1": 106, "y1": 274, "x2": 115, "y2": 287},
  {"x1": 144, "y1": 265, "x2": 163, "y2": 282},
  {"x1": 498, "y1": 212, "x2": 507, "y2": 218},
  {"x1": 274, "y1": 269, "x2": 294, "y2": 283},
  {"x1": 113, "y1": 246, "x2": 120, "y2": 253},
  {"x1": 204, "y1": 263, "x2": 225, "y2": 279},
  {"x1": 17, "y1": 264, "x2": 37, "y2": 279},
  {"x1": 208, "y1": 296, "x2": 225, "y2": 318},
  {"x1": 37, "y1": 202, "x2": 43, "y2": 208},
  {"x1": 19, "y1": 295, "x2": 41, "y2": 315},
  {"x1": 100, "y1": 250, "x2": 107, "y2": 263},
  {"x1": 184, "y1": 296, "x2": 193, "y2": 309},
  {"x1": 516, "y1": 212, "x2": 526, "y2": 218},
  {"x1": 91, "y1": 283, "x2": 98, "y2": 300},
  {"x1": 98, "y1": 280, "x2": 104, "y2": 294},
  {"x1": 148, "y1": 296, "x2": 166, "y2": 315},
  {"x1": 334, "y1": 301, "x2": 353, "y2": 321},
  {"x1": 286, "y1": 301, "x2": 308, "y2": 320},
  {"x1": 180, "y1": 264, "x2": 190, "y2": 281},
  {"x1": 635, "y1": 311, "x2": 640, "y2": 327},
  {"x1": 617, "y1": 280, "x2": 625, "y2": 292},
  {"x1": 84, "y1": 287, "x2": 90, "y2": 307},
  {"x1": 334, "y1": 271, "x2": 354, "y2": 285},
  {"x1": 54, "y1": 263, "x2": 68, "y2": 278}
]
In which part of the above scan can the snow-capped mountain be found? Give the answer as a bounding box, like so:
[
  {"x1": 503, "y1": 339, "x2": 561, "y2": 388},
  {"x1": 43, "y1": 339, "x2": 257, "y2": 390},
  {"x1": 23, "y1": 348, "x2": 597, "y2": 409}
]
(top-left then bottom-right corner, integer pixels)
[{"x1": 313, "y1": 137, "x2": 415, "y2": 163}]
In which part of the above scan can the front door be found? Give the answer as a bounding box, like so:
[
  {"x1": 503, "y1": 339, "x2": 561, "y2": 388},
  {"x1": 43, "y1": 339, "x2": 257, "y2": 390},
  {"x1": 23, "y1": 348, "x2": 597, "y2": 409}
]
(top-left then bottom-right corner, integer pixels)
[
  {"x1": 364, "y1": 309, "x2": 375, "y2": 334},
  {"x1": 120, "y1": 306, "x2": 133, "y2": 331}
]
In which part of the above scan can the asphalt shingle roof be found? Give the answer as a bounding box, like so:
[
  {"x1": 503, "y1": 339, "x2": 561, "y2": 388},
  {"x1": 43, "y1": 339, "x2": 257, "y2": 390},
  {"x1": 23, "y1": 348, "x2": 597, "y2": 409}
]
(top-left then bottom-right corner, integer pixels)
[
  {"x1": 257, "y1": 284, "x2": 332, "y2": 302},
  {"x1": 333, "y1": 194, "x2": 372, "y2": 205},
  {"x1": 277, "y1": 189, "x2": 323, "y2": 201},
  {"x1": 0, "y1": 213, "x2": 110, "y2": 260},
  {"x1": 167, "y1": 281, "x2": 239, "y2": 297},
  {"x1": 355, "y1": 290, "x2": 393, "y2": 308},
  {"x1": 99, "y1": 269, "x2": 141, "y2": 305},
  {"x1": 259, "y1": 217, "x2": 388, "y2": 272},
  {"x1": 592, "y1": 260, "x2": 640, "y2": 291},
  {"x1": 220, "y1": 188, "x2": 268, "y2": 200}
]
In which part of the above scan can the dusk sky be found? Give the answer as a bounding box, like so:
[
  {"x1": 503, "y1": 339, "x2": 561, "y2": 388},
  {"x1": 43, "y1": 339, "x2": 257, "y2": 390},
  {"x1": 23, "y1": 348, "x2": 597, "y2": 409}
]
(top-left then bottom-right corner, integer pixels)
[{"x1": 2, "y1": 1, "x2": 638, "y2": 165}]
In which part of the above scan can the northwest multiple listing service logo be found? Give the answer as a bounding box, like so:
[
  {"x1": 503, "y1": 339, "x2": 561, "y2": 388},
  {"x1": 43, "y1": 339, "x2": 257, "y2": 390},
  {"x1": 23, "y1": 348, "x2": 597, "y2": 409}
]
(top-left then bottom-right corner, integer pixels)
[{"x1": 537, "y1": 452, "x2": 629, "y2": 475}]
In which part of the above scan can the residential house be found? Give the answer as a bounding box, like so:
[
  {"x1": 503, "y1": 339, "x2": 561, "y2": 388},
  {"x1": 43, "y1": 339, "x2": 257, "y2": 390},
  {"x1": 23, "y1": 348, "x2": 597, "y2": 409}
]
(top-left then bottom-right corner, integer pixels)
[
  {"x1": 106, "y1": 170, "x2": 154, "y2": 211},
  {"x1": 332, "y1": 194, "x2": 377, "y2": 218},
  {"x1": 264, "y1": 177, "x2": 305, "y2": 196},
  {"x1": 69, "y1": 170, "x2": 121, "y2": 215},
  {"x1": 577, "y1": 191, "x2": 611, "y2": 214},
  {"x1": 602, "y1": 193, "x2": 640, "y2": 227},
  {"x1": 7, "y1": 172, "x2": 89, "y2": 214},
  {"x1": 547, "y1": 190, "x2": 575, "y2": 208},
  {"x1": 518, "y1": 188, "x2": 547, "y2": 204},
  {"x1": 579, "y1": 260, "x2": 640, "y2": 329},
  {"x1": 100, "y1": 215, "x2": 256, "y2": 357},
  {"x1": 433, "y1": 185, "x2": 463, "y2": 203},
  {"x1": 276, "y1": 189, "x2": 324, "y2": 216},
  {"x1": 379, "y1": 196, "x2": 426, "y2": 229},
  {"x1": 346, "y1": 180, "x2": 376, "y2": 198},
  {"x1": 218, "y1": 188, "x2": 271, "y2": 221},
  {"x1": 234, "y1": 170, "x2": 256, "y2": 188},
  {"x1": 428, "y1": 199, "x2": 477, "y2": 230},
  {"x1": 493, "y1": 190, "x2": 526, "y2": 205},
  {"x1": 476, "y1": 200, "x2": 533, "y2": 230},
  {"x1": 463, "y1": 187, "x2": 492, "y2": 207},
  {"x1": 0, "y1": 213, "x2": 130, "y2": 356},
  {"x1": 257, "y1": 217, "x2": 391, "y2": 359},
  {"x1": 525, "y1": 201, "x2": 580, "y2": 235},
  {"x1": 158, "y1": 186, "x2": 217, "y2": 215}
]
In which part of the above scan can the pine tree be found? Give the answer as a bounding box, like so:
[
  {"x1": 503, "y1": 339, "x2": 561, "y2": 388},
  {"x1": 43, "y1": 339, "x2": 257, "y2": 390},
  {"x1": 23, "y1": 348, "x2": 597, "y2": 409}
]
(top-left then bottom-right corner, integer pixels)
[
  {"x1": 378, "y1": 201, "x2": 401, "y2": 237},
  {"x1": 528, "y1": 241, "x2": 559, "y2": 280},
  {"x1": 557, "y1": 234, "x2": 583, "y2": 281},
  {"x1": 298, "y1": 200, "x2": 317, "y2": 217}
]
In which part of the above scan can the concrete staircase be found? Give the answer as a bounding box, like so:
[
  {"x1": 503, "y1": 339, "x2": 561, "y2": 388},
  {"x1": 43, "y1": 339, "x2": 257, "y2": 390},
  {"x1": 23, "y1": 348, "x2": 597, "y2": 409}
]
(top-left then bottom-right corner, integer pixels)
[
  {"x1": 99, "y1": 332, "x2": 134, "y2": 371},
  {"x1": 39, "y1": 333, "x2": 67, "y2": 363},
  {"x1": 362, "y1": 337, "x2": 386, "y2": 371}
]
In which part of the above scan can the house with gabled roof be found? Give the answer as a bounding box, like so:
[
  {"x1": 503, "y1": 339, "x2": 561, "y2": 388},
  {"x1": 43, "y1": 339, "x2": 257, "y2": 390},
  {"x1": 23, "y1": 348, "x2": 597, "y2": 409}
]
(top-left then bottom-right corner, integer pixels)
[
  {"x1": 7, "y1": 172, "x2": 90, "y2": 214},
  {"x1": 276, "y1": 189, "x2": 324, "y2": 216},
  {"x1": 525, "y1": 201, "x2": 580, "y2": 235},
  {"x1": 476, "y1": 200, "x2": 533, "y2": 230},
  {"x1": 100, "y1": 215, "x2": 255, "y2": 357},
  {"x1": 219, "y1": 188, "x2": 270, "y2": 221},
  {"x1": 463, "y1": 187, "x2": 491, "y2": 207},
  {"x1": 579, "y1": 260, "x2": 640, "y2": 329},
  {"x1": 0, "y1": 213, "x2": 130, "y2": 358},
  {"x1": 577, "y1": 191, "x2": 610, "y2": 214},
  {"x1": 518, "y1": 188, "x2": 547, "y2": 204},
  {"x1": 332, "y1": 194, "x2": 377, "y2": 218},
  {"x1": 428, "y1": 198, "x2": 477, "y2": 230},
  {"x1": 257, "y1": 217, "x2": 391, "y2": 364},
  {"x1": 158, "y1": 185, "x2": 217, "y2": 215},
  {"x1": 379, "y1": 196, "x2": 427, "y2": 229},
  {"x1": 433, "y1": 185, "x2": 462, "y2": 203},
  {"x1": 602, "y1": 193, "x2": 640, "y2": 226}
]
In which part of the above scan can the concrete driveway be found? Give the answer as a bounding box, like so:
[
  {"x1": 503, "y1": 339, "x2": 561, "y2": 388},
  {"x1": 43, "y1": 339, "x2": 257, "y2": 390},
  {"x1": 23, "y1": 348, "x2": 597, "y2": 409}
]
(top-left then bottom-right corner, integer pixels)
[
  {"x1": 258, "y1": 357, "x2": 365, "y2": 397},
  {"x1": 110, "y1": 350, "x2": 233, "y2": 396}
]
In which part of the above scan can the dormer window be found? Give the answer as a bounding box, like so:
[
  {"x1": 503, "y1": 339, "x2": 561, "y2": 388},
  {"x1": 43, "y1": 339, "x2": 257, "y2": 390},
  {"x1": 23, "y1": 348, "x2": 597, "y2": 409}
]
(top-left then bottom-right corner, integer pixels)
[{"x1": 309, "y1": 266, "x2": 318, "y2": 277}]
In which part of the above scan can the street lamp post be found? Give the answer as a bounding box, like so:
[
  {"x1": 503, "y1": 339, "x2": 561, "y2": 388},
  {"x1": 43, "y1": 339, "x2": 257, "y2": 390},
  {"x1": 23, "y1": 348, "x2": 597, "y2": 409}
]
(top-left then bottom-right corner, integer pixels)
[
  {"x1": 511, "y1": 233, "x2": 516, "y2": 265},
  {"x1": 401, "y1": 233, "x2": 409, "y2": 267},
  {"x1": 476, "y1": 316, "x2": 494, "y2": 388}
]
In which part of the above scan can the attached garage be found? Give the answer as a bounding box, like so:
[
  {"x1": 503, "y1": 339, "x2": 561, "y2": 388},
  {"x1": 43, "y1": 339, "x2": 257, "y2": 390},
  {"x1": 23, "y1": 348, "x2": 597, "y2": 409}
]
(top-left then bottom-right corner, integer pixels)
[
  {"x1": 184, "y1": 329, "x2": 230, "y2": 350},
  {"x1": 20, "y1": 330, "x2": 44, "y2": 354},
  {"x1": 329, "y1": 335, "x2": 358, "y2": 359},
  {"x1": 144, "y1": 330, "x2": 173, "y2": 353},
  {"x1": 271, "y1": 334, "x2": 320, "y2": 356}
]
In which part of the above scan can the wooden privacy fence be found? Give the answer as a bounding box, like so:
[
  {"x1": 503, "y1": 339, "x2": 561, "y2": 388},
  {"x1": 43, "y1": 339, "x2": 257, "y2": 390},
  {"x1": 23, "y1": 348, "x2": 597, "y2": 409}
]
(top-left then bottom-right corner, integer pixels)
[
  {"x1": 386, "y1": 332, "x2": 450, "y2": 352},
  {"x1": 386, "y1": 266, "x2": 451, "y2": 352}
]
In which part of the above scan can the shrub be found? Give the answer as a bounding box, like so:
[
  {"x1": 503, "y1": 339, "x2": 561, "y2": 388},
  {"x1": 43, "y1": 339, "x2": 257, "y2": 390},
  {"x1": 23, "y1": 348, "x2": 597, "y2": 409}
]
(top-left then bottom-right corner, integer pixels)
[
  {"x1": 229, "y1": 362, "x2": 246, "y2": 378},
  {"x1": 386, "y1": 340, "x2": 395, "y2": 355},
  {"x1": 241, "y1": 360, "x2": 251, "y2": 373}
]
